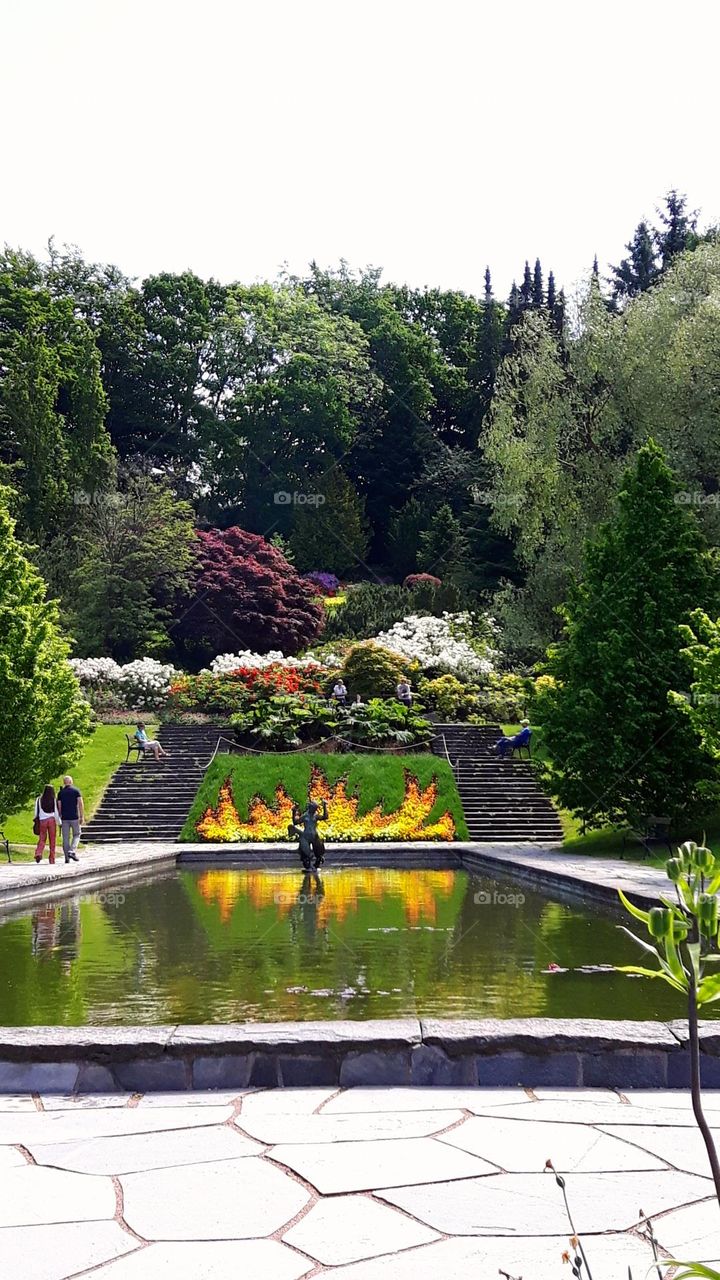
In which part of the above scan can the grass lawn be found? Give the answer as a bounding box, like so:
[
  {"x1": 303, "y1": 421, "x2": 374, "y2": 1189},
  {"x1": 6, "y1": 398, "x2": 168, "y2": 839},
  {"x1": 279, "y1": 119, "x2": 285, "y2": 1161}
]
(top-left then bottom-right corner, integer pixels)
[
  {"x1": 181, "y1": 751, "x2": 469, "y2": 842},
  {"x1": 3, "y1": 721, "x2": 157, "y2": 862}
]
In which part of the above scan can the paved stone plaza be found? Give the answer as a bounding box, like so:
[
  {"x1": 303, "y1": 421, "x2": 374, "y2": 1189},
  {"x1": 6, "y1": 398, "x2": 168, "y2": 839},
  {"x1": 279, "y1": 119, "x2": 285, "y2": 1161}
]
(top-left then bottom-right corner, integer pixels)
[{"x1": 2, "y1": 1086, "x2": 720, "y2": 1278}]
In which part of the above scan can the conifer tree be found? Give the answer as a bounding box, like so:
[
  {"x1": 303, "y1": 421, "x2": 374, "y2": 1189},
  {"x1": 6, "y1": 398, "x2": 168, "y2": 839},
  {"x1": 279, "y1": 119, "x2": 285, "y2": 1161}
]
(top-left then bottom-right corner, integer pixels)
[
  {"x1": 520, "y1": 261, "x2": 533, "y2": 309},
  {"x1": 532, "y1": 258, "x2": 544, "y2": 309},
  {"x1": 610, "y1": 221, "x2": 659, "y2": 301},
  {"x1": 656, "y1": 189, "x2": 699, "y2": 269},
  {"x1": 537, "y1": 441, "x2": 719, "y2": 829},
  {"x1": 290, "y1": 468, "x2": 370, "y2": 576},
  {"x1": 418, "y1": 502, "x2": 465, "y2": 579},
  {"x1": 546, "y1": 270, "x2": 557, "y2": 315}
]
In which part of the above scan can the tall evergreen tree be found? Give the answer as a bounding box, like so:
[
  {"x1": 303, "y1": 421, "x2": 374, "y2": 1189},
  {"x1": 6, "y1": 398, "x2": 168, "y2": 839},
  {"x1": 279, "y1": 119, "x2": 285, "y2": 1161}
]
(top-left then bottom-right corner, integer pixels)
[
  {"x1": 532, "y1": 258, "x2": 544, "y2": 309},
  {"x1": 610, "y1": 221, "x2": 659, "y2": 301},
  {"x1": 537, "y1": 441, "x2": 720, "y2": 829},
  {"x1": 656, "y1": 189, "x2": 699, "y2": 269},
  {"x1": 507, "y1": 281, "x2": 522, "y2": 327},
  {"x1": 546, "y1": 270, "x2": 557, "y2": 314},
  {"x1": 418, "y1": 502, "x2": 465, "y2": 578},
  {"x1": 520, "y1": 261, "x2": 533, "y2": 309}
]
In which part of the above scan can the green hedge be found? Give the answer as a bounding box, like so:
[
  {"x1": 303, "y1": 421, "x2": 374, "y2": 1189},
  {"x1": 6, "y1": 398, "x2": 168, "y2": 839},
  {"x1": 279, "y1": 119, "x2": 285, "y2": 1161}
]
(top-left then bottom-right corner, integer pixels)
[{"x1": 180, "y1": 752, "x2": 469, "y2": 842}]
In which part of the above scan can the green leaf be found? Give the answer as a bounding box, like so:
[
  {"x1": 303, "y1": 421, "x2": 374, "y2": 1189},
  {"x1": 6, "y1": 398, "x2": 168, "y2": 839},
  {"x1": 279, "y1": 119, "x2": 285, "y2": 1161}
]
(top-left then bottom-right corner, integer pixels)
[{"x1": 618, "y1": 889, "x2": 652, "y2": 927}]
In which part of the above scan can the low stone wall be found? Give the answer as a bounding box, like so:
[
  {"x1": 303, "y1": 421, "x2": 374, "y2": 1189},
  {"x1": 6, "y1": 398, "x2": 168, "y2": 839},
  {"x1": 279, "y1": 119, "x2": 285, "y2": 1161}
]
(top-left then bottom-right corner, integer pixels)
[{"x1": 1, "y1": 1018, "x2": 717, "y2": 1093}]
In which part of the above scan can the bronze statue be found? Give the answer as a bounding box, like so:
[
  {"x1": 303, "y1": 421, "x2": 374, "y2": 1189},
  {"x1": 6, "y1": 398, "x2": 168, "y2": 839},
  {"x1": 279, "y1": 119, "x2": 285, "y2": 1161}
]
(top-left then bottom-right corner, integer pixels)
[{"x1": 288, "y1": 798, "x2": 328, "y2": 870}]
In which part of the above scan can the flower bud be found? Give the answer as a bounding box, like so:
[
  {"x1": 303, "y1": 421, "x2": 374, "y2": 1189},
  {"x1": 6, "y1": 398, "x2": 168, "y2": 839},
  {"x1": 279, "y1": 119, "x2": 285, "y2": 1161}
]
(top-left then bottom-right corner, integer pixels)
[
  {"x1": 678, "y1": 841, "x2": 698, "y2": 869},
  {"x1": 666, "y1": 858, "x2": 683, "y2": 883},
  {"x1": 698, "y1": 895, "x2": 719, "y2": 938},
  {"x1": 696, "y1": 847, "x2": 716, "y2": 875},
  {"x1": 648, "y1": 907, "x2": 673, "y2": 940}
]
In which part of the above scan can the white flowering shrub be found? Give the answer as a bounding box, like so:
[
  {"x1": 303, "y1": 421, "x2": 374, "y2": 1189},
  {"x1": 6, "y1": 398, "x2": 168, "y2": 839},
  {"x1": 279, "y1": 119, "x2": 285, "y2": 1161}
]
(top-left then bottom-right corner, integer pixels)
[
  {"x1": 69, "y1": 656, "x2": 178, "y2": 710},
  {"x1": 373, "y1": 613, "x2": 497, "y2": 681},
  {"x1": 205, "y1": 650, "x2": 323, "y2": 674}
]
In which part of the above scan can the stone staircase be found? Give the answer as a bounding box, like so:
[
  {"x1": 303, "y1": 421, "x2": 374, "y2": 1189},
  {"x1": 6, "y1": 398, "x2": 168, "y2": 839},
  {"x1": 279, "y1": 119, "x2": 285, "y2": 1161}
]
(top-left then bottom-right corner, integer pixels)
[
  {"x1": 431, "y1": 723, "x2": 563, "y2": 843},
  {"x1": 82, "y1": 725, "x2": 226, "y2": 844}
]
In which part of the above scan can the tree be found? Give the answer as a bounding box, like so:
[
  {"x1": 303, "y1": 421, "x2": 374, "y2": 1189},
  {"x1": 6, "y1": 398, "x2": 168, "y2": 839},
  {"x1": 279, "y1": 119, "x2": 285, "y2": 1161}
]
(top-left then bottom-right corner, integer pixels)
[
  {"x1": 418, "y1": 503, "x2": 465, "y2": 578},
  {"x1": 176, "y1": 526, "x2": 324, "y2": 662},
  {"x1": 0, "y1": 489, "x2": 90, "y2": 824},
  {"x1": 519, "y1": 261, "x2": 533, "y2": 309},
  {"x1": 387, "y1": 497, "x2": 427, "y2": 578},
  {"x1": 656, "y1": 189, "x2": 699, "y2": 269},
  {"x1": 610, "y1": 220, "x2": 659, "y2": 301},
  {"x1": 69, "y1": 474, "x2": 197, "y2": 660},
  {"x1": 537, "y1": 442, "x2": 719, "y2": 830},
  {"x1": 289, "y1": 468, "x2": 370, "y2": 575},
  {"x1": 532, "y1": 258, "x2": 544, "y2": 309}
]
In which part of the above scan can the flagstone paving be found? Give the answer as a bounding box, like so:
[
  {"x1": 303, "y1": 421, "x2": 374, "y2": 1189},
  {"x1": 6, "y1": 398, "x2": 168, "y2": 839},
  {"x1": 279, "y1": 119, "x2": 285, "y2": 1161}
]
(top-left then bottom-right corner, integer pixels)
[{"x1": 2, "y1": 1086, "x2": 720, "y2": 1278}]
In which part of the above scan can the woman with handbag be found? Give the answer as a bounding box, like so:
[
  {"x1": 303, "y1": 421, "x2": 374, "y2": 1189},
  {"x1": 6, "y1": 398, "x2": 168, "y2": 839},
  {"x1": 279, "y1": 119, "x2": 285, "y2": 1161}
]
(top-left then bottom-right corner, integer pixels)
[{"x1": 34, "y1": 785, "x2": 59, "y2": 865}]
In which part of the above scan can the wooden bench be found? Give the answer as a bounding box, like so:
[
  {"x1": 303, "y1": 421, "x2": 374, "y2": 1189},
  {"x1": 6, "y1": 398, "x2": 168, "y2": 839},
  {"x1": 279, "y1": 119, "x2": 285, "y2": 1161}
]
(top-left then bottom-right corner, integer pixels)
[{"x1": 622, "y1": 816, "x2": 673, "y2": 858}]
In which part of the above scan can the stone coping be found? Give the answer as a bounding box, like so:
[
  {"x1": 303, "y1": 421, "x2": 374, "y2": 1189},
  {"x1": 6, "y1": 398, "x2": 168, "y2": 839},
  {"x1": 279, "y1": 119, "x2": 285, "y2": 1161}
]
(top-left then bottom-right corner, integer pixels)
[{"x1": 1, "y1": 1017, "x2": 719, "y2": 1093}]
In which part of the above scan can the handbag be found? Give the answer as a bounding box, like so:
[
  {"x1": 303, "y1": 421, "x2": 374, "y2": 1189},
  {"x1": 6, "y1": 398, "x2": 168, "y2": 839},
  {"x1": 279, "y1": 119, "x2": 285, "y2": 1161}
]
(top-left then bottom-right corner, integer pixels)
[{"x1": 32, "y1": 798, "x2": 40, "y2": 837}]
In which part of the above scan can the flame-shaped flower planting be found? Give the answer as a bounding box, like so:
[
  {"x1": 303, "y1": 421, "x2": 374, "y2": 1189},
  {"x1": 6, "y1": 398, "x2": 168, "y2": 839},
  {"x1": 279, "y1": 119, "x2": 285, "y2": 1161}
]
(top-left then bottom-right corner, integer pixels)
[{"x1": 196, "y1": 764, "x2": 457, "y2": 842}]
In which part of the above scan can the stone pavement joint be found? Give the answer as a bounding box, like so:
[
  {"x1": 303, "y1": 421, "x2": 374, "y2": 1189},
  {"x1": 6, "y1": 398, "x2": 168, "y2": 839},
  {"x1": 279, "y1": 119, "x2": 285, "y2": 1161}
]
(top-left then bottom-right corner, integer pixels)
[{"x1": 4, "y1": 1086, "x2": 720, "y2": 1278}]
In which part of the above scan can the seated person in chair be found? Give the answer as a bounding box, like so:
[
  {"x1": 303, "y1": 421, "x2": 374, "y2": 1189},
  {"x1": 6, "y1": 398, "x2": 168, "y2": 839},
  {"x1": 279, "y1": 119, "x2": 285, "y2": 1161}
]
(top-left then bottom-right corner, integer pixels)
[
  {"x1": 494, "y1": 719, "x2": 532, "y2": 758},
  {"x1": 134, "y1": 722, "x2": 168, "y2": 761}
]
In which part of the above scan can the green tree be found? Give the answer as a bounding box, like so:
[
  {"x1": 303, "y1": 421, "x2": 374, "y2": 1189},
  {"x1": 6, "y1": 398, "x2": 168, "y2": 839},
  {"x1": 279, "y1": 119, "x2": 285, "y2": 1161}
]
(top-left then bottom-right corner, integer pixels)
[
  {"x1": 532, "y1": 258, "x2": 544, "y2": 309},
  {"x1": 656, "y1": 189, "x2": 699, "y2": 269},
  {"x1": 289, "y1": 468, "x2": 370, "y2": 575},
  {"x1": 418, "y1": 503, "x2": 465, "y2": 578},
  {"x1": 70, "y1": 474, "x2": 196, "y2": 660},
  {"x1": 671, "y1": 611, "x2": 720, "y2": 758},
  {"x1": 0, "y1": 489, "x2": 90, "y2": 825},
  {"x1": 610, "y1": 220, "x2": 659, "y2": 301},
  {"x1": 387, "y1": 498, "x2": 427, "y2": 578},
  {"x1": 537, "y1": 442, "x2": 719, "y2": 830}
]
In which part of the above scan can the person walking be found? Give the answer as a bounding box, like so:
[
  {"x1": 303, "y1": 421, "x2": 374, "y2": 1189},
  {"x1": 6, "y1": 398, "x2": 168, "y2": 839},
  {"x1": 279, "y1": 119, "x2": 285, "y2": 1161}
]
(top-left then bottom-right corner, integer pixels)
[
  {"x1": 34, "y1": 785, "x2": 59, "y2": 864},
  {"x1": 396, "y1": 677, "x2": 413, "y2": 707},
  {"x1": 58, "y1": 775, "x2": 84, "y2": 863}
]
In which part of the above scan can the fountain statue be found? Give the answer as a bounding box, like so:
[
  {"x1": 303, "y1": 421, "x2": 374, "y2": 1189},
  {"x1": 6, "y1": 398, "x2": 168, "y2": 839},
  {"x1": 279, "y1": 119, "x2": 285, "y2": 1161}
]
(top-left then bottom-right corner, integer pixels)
[{"x1": 288, "y1": 798, "x2": 328, "y2": 870}]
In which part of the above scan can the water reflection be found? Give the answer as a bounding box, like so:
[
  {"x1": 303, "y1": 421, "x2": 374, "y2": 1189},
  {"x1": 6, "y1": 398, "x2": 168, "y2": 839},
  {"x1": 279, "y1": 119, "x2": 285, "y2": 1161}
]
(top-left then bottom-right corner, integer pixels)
[{"x1": 0, "y1": 864, "x2": 716, "y2": 1026}]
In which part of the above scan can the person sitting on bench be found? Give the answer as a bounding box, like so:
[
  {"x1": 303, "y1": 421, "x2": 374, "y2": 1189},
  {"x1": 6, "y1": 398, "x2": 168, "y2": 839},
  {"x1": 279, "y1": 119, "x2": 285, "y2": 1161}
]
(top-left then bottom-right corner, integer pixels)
[
  {"x1": 494, "y1": 720, "x2": 531, "y2": 758},
  {"x1": 134, "y1": 722, "x2": 168, "y2": 760}
]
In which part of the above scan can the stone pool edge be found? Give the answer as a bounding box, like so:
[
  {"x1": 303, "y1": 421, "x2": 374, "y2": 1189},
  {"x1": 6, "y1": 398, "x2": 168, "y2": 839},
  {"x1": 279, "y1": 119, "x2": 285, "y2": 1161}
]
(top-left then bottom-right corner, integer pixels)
[
  {"x1": 0, "y1": 1017, "x2": 714, "y2": 1093},
  {"x1": 1, "y1": 841, "x2": 683, "y2": 1094}
]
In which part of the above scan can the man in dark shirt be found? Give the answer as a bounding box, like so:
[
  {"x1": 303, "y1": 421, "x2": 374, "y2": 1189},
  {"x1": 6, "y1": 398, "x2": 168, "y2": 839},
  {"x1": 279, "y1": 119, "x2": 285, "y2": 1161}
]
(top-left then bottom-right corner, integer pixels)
[{"x1": 58, "y1": 775, "x2": 84, "y2": 863}]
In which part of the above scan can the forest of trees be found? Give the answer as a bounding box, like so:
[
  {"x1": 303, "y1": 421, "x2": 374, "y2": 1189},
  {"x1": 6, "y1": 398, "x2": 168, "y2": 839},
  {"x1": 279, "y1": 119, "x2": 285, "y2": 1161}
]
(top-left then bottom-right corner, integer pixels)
[{"x1": 1, "y1": 189, "x2": 717, "y2": 665}]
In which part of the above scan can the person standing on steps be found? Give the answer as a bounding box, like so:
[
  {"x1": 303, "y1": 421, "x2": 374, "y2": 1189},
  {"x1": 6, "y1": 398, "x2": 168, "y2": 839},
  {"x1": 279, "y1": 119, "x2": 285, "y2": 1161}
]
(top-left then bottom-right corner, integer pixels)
[{"x1": 58, "y1": 775, "x2": 84, "y2": 863}]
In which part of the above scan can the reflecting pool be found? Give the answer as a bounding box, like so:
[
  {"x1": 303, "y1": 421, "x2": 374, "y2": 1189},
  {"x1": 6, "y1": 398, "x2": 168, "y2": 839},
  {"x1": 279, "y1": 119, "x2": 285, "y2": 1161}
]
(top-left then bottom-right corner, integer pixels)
[{"x1": 0, "y1": 863, "x2": 708, "y2": 1025}]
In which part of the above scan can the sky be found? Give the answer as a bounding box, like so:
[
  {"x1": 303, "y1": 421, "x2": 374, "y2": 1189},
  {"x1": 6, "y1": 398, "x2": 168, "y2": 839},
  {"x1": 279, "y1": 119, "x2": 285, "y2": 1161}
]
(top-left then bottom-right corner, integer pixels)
[{"x1": 3, "y1": 0, "x2": 720, "y2": 300}]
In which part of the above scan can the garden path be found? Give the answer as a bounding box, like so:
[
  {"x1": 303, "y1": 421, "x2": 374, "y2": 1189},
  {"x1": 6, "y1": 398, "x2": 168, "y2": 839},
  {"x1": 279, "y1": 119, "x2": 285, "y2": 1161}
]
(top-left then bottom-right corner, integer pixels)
[{"x1": 1, "y1": 1085, "x2": 719, "y2": 1278}]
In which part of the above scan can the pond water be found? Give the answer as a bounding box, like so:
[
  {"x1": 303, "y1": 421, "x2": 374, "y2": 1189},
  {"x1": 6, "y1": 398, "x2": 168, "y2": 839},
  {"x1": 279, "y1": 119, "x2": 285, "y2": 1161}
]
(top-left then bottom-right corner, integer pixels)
[{"x1": 0, "y1": 863, "x2": 708, "y2": 1026}]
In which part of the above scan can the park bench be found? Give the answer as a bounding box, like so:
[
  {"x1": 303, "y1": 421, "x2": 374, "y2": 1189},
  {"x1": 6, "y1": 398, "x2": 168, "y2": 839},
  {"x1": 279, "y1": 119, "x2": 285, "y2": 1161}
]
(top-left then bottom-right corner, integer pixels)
[
  {"x1": 125, "y1": 734, "x2": 147, "y2": 762},
  {"x1": 622, "y1": 816, "x2": 673, "y2": 858},
  {"x1": 511, "y1": 731, "x2": 532, "y2": 760}
]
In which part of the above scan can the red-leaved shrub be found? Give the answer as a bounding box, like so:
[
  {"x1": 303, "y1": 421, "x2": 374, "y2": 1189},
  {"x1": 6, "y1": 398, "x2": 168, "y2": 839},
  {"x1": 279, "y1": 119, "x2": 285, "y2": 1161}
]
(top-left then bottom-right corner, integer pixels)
[
  {"x1": 178, "y1": 528, "x2": 324, "y2": 658},
  {"x1": 403, "y1": 573, "x2": 442, "y2": 591}
]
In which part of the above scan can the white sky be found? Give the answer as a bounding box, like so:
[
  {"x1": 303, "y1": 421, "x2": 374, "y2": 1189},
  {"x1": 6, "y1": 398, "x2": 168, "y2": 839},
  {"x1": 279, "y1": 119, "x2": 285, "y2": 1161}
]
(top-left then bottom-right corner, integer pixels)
[{"x1": 3, "y1": 0, "x2": 719, "y2": 300}]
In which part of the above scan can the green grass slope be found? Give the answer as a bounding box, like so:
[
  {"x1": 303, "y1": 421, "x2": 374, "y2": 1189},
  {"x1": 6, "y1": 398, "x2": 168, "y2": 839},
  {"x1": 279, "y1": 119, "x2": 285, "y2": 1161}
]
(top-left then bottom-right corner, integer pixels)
[{"x1": 180, "y1": 752, "x2": 469, "y2": 842}]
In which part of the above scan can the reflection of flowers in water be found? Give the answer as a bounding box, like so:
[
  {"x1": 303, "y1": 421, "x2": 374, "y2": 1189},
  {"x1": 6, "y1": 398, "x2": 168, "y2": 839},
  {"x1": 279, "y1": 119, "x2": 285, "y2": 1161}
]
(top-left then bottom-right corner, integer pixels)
[
  {"x1": 196, "y1": 765, "x2": 456, "y2": 843},
  {"x1": 196, "y1": 867, "x2": 456, "y2": 927}
]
